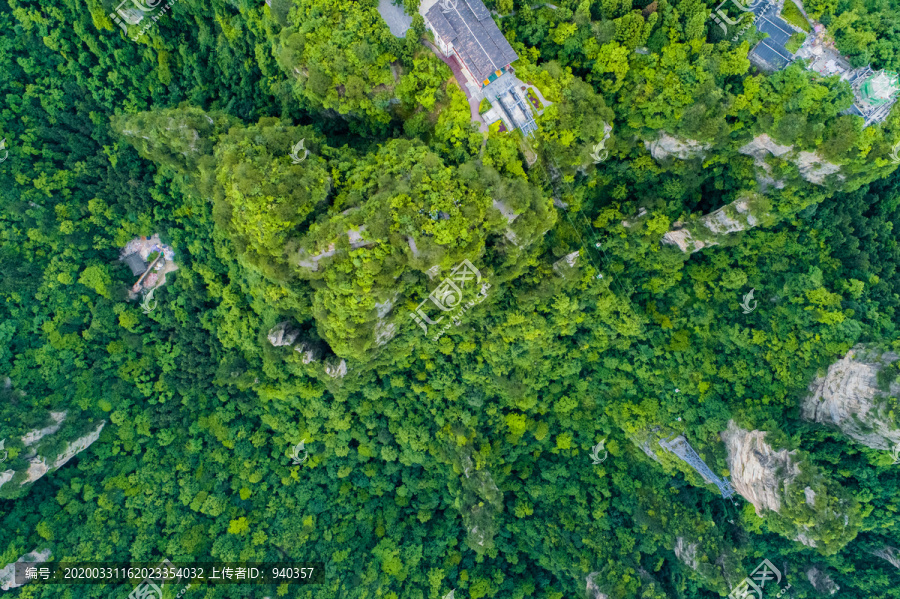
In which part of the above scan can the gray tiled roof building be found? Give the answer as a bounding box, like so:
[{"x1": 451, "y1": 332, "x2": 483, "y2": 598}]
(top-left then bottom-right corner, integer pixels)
[
  {"x1": 123, "y1": 252, "x2": 148, "y2": 276},
  {"x1": 424, "y1": 0, "x2": 518, "y2": 86}
]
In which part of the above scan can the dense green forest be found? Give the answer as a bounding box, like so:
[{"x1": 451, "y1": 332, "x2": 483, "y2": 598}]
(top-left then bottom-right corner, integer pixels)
[{"x1": 1, "y1": 0, "x2": 900, "y2": 596}]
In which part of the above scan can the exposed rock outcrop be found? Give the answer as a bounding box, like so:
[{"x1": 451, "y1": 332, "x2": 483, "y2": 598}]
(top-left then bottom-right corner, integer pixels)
[
  {"x1": 806, "y1": 566, "x2": 839, "y2": 595},
  {"x1": 324, "y1": 358, "x2": 348, "y2": 378},
  {"x1": 621, "y1": 207, "x2": 648, "y2": 228},
  {"x1": 374, "y1": 321, "x2": 397, "y2": 346},
  {"x1": 801, "y1": 346, "x2": 900, "y2": 450},
  {"x1": 371, "y1": 295, "x2": 399, "y2": 347},
  {"x1": 268, "y1": 322, "x2": 327, "y2": 363},
  {"x1": 492, "y1": 199, "x2": 519, "y2": 224},
  {"x1": 268, "y1": 321, "x2": 301, "y2": 347},
  {"x1": 0, "y1": 420, "x2": 105, "y2": 495},
  {"x1": 552, "y1": 250, "x2": 580, "y2": 275},
  {"x1": 406, "y1": 236, "x2": 420, "y2": 259},
  {"x1": 298, "y1": 226, "x2": 372, "y2": 271},
  {"x1": 293, "y1": 341, "x2": 323, "y2": 364},
  {"x1": 492, "y1": 199, "x2": 525, "y2": 248},
  {"x1": 739, "y1": 134, "x2": 793, "y2": 160},
  {"x1": 738, "y1": 134, "x2": 842, "y2": 186},
  {"x1": 674, "y1": 537, "x2": 700, "y2": 570},
  {"x1": 645, "y1": 132, "x2": 711, "y2": 160},
  {"x1": 721, "y1": 421, "x2": 801, "y2": 515},
  {"x1": 872, "y1": 546, "x2": 900, "y2": 569},
  {"x1": 721, "y1": 420, "x2": 858, "y2": 552},
  {"x1": 51, "y1": 421, "x2": 105, "y2": 471},
  {"x1": 585, "y1": 572, "x2": 610, "y2": 599},
  {"x1": 662, "y1": 196, "x2": 765, "y2": 253},
  {"x1": 795, "y1": 151, "x2": 841, "y2": 185},
  {"x1": 375, "y1": 297, "x2": 397, "y2": 319},
  {"x1": 447, "y1": 438, "x2": 504, "y2": 554},
  {"x1": 21, "y1": 411, "x2": 67, "y2": 446},
  {"x1": 0, "y1": 549, "x2": 52, "y2": 591}
]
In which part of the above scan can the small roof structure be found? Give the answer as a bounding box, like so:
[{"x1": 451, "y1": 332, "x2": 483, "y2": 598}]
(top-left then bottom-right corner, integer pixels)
[
  {"x1": 425, "y1": 0, "x2": 518, "y2": 84},
  {"x1": 748, "y1": 2, "x2": 796, "y2": 71},
  {"x1": 124, "y1": 252, "x2": 148, "y2": 276},
  {"x1": 859, "y1": 71, "x2": 900, "y2": 107}
]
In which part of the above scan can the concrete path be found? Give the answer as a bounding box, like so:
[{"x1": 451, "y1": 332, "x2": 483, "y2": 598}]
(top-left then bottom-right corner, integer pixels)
[{"x1": 377, "y1": 0, "x2": 412, "y2": 37}]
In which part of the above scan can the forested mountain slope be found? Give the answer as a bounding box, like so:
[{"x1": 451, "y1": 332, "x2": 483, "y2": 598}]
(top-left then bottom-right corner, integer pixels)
[{"x1": 1, "y1": 0, "x2": 900, "y2": 597}]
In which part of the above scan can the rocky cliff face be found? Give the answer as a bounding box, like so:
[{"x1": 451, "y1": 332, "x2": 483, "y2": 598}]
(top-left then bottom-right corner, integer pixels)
[
  {"x1": 52, "y1": 422, "x2": 106, "y2": 470},
  {"x1": 585, "y1": 573, "x2": 610, "y2": 599},
  {"x1": 739, "y1": 134, "x2": 842, "y2": 186},
  {"x1": 297, "y1": 226, "x2": 372, "y2": 271},
  {"x1": 872, "y1": 546, "x2": 900, "y2": 569},
  {"x1": 806, "y1": 566, "x2": 840, "y2": 595},
  {"x1": 267, "y1": 322, "x2": 327, "y2": 364},
  {"x1": 20, "y1": 411, "x2": 66, "y2": 446},
  {"x1": 801, "y1": 346, "x2": 900, "y2": 450},
  {"x1": 645, "y1": 132, "x2": 711, "y2": 160},
  {"x1": 662, "y1": 196, "x2": 767, "y2": 253},
  {"x1": 324, "y1": 358, "x2": 348, "y2": 378},
  {"x1": 721, "y1": 421, "x2": 800, "y2": 515},
  {"x1": 674, "y1": 537, "x2": 700, "y2": 570},
  {"x1": 268, "y1": 321, "x2": 300, "y2": 347},
  {"x1": 552, "y1": 250, "x2": 580, "y2": 276},
  {"x1": 720, "y1": 420, "x2": 859, "y2": 553},
  {"x1": 0, "y1": 421, "x2": 106, "y2": 495},
  {"x1": 0, "y1": 549, "x2": 52, "y2": 591}
]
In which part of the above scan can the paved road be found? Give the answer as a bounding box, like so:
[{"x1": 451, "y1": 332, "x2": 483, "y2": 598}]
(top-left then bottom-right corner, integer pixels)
[{"x1": 377, "y1": 0, "x2": 412, "y2": 37}]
